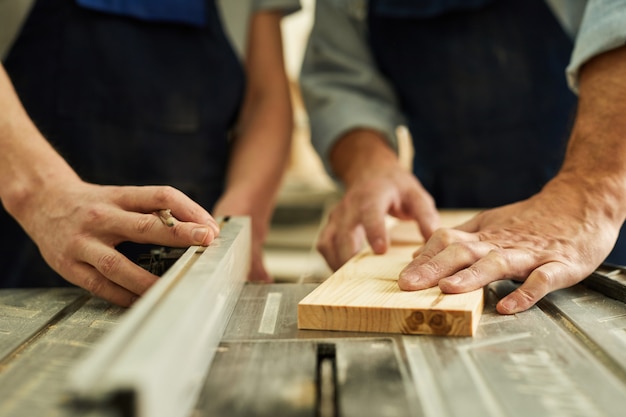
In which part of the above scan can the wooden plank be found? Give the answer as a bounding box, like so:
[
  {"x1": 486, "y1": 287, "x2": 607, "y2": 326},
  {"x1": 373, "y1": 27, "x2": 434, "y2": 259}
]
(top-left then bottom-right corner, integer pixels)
[
  {"x1": 298, "y1": 211, "x2": 483, "y2": 337},
  {"x1": 67, "y1": 216, "x2": 250, "y2": 417}
]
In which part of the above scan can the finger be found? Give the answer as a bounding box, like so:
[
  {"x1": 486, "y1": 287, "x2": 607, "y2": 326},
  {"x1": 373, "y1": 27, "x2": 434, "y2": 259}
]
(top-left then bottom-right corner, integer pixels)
[
  {"x1": 361, "y1": 200, "x2": 390, "y2": 255},
  {"x1": 316, "y1": 219, "x2": 349, "y2": 271},
  {"x1": 67, "y1": 262, "x2": 139, "y2": 307},
  {"x1": 336, "y1": 225, "x2": 366, "y2": 266},
  {"x1": 316, "y1": 220, "x2": 343, "y2": 271},
  {"x1": 438, "y1": 248, "x2": 533, "y2": 293},
  {"x1": 496, "y1": 262, "x2": 570, "y2": 314},
  {"x1": 398, "y1": 239, "x2": 490, "y2": 290},
  {"x1": 412, "y1": 228, "x2": 479, "y2": 264},
  {"x1": 402, "y1": 188, "x2": 440, "y2": 240},
  {"x1": 111, "y1": 185, "x2": 218, "y2": 229},
  {"x1": 79, "y1": 242, "x2": 159, "y2": 296},
  {"x1": 317, "y1": 204, "x2": 366, "y2": 270},
  {"x1": 109, "y1": 210, "x2": 219, "y2": 247},
  {"x1": 316, "y1": 223, "x2": 365, "y2": 271}
]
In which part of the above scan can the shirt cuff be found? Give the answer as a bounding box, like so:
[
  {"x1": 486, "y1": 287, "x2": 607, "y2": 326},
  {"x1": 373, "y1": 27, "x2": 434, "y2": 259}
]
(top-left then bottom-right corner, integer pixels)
[
  {"x1": 566, "y1": 1, "x2": 626, "y2": 92},
  {"x1": 253, "y1": 0, "x2": 301, "y2": 15},
  {"x1": 309, "y1": 97, "x2": 403, "y2": 180}
]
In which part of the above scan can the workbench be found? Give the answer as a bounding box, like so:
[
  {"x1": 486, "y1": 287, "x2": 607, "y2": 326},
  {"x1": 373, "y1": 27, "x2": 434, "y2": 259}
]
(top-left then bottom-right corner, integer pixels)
[{"x1": 2, "y1": 279, "x2": 626, "y2": 417}]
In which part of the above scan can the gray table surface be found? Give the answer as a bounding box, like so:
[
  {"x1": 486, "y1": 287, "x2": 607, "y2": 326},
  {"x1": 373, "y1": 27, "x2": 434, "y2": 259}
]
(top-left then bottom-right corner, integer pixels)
[{"x1": 2, "y1": 281, "x2": 626, "y2": 417}]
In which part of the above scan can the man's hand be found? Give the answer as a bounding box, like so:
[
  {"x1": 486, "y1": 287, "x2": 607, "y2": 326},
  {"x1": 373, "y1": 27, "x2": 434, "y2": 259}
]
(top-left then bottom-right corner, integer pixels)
[
  {"x1": 400, "y1": 45, "x2": 626, "y2": 314},
  {"x1": 318, "y1": 129, "x2": 439, "y2": 270},
  {"x1": 399, "y1": 175, "x2": 621, "y2": 314},
  {"x1": 17, "y1": 180, "x2": 220, "y2": 307}
]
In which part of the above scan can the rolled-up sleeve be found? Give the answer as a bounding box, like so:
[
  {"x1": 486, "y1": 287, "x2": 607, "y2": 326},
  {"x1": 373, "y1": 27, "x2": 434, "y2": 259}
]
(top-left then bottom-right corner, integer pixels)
[
  {"x1": 253, "y1": 0, "x2": 301, "y2": 14},
  {"x1": 566, "y1": 0, "x2": 626, "y2": 92},
  {"x1": 299, "y1": 0, "x2": 404, "y2": 177}
]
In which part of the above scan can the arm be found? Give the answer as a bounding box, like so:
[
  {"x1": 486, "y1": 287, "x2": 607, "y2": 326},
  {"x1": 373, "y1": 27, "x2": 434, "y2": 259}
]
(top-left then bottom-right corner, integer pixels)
[
  {"x1": 399, "y1": 45, "x2": 626, "y2": 314},
  {"x1": 212, "y1": 10, "x2": 293, "y2": 282},
  {"x1": 300, "y1": 0, "x2": 404, "y2": 175},
  {"x1": 300, "y1": 0, "x2": 439, "y2": 270},
  {"x1": 0, "y1": 64, "x2": 219, "y2": 306},
  {"x1": 318, "y1": 129, "x2": 439, "y2": 270}
]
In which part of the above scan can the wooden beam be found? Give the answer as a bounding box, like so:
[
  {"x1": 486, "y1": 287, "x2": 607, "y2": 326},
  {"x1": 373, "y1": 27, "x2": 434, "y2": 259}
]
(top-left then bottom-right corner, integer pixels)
[{"x1": 298, "y1": 211, "x2": 483, "y2": 336}]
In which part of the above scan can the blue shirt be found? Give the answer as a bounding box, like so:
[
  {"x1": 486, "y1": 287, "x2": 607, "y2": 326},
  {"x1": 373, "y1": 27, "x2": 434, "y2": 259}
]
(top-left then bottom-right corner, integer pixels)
[{"x1": 77, "y1": 0, "x2": 207, "y2": 26}]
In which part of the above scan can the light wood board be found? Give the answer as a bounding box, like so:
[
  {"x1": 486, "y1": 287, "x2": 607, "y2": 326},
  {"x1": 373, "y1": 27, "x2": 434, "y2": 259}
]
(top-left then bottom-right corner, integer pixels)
[{"x1": 298, "y1": 210, "x2": 483, "y2": 336}]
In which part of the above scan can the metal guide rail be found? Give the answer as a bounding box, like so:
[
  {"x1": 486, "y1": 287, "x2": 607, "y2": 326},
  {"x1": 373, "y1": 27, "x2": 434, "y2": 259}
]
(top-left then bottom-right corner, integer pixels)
[{"x1": 1, "y1": 265, "x2": 626, "y2": 416}]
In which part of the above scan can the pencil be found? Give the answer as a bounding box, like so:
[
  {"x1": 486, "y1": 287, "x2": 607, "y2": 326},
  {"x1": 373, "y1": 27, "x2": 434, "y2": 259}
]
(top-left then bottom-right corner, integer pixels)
[{"x1": 157, "y1": 209, "x2": 176, "y2": 227}]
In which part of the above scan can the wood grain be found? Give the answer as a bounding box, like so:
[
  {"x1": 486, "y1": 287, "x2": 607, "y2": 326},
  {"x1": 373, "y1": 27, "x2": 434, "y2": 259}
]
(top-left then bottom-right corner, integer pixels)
[{"x1": 298, "y1": 211, "x2": 483, "y2": 336}]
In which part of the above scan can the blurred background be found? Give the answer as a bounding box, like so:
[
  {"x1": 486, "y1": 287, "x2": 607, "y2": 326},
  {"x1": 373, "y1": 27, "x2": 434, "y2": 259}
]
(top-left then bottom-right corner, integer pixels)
[{"x1": 264, "y1": 0, "x2": 339, "y2": 283}]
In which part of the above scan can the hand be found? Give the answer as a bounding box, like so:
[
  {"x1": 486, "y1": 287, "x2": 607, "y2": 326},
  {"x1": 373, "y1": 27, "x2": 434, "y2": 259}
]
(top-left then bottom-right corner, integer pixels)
[
  {"x1": 317, "y1": 162, "x2": 439, "y2": 270},
  {"x1": 398, "y1": 175, "x2": 621, "y2": 314},
  {"x1": 17, "y1": 180, "x2": 220, "y2": 307}
]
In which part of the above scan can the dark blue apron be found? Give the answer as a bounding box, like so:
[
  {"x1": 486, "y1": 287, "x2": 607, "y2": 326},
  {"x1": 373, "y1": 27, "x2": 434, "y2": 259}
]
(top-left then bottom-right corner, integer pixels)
[
  {"x1": 1, "y1": 0, "x2": 245, "y2": 287},
  {"x1": 368, "y1": 0, "x2": 626, "y2": 263}
]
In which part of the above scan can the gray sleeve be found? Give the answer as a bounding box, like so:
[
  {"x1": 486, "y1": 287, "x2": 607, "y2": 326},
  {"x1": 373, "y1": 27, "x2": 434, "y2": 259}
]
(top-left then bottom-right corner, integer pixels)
[
  {"x1": 218, "y1": 0, "x2": 300, "y2": 61},
  {"x1": 299, "y1": 0, "x2": 404, "y2": 177},
  {"x1": 252, "y1": 0, "x2": 301, "y2": 15},
  {"x1": 566, "y1": 0, "x2": 626, "y2": 92}
]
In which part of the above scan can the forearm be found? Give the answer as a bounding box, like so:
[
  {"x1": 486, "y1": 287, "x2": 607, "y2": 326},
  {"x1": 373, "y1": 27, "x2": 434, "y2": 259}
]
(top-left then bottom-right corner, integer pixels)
[
  {"x1": 553, "y1": 45, "x2": 626, "y2": 227},
  {"x1": 330, "y1": 128, "x2": 401, "y2": 187},
  {"x1": 214, "y1": 11, "x2": 292, "y2": 228},
  {"x1": 216, "y1": 92, "x2": 292, "y2": 225},
  {"x1": 300, "y1": 0, "x2": 404, "y2": 178},
  {"x1": 0, "y1": 65, "x2": 79, "y2": 220}
]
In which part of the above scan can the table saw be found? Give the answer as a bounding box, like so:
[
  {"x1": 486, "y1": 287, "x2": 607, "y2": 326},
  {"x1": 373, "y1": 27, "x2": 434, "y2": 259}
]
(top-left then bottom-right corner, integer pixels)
[{"x1": 2, "y1": 217, "x2": 626, "y2": 417}]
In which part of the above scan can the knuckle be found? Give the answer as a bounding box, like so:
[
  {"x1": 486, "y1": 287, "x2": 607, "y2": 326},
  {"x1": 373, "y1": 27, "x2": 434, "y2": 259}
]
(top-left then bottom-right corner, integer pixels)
[
  {"x1": 135, "y1": 215, "x2": 157, "y2": 234},
  {"x1": 515, "y1": 287, "x2": 538, "y2": 305},
  {"x1": 449, "y1": 242, "x2": 477, "y2": 263},
  {"x1": 96, "y1": 253, "x2": 121, "y2": 276},
  {"x1": 464, "y1": 264, "x2": 483, "y2": 280},
  {"x1": 422, "y1": 260, "x2": 443, "y2": 276},
  {"x1": 168, "y1": 223, "x2": 185, "y2": 240},
  {"x1": 84, "y1": 205, "x2": 107, "y2": 223},
  {"x1": 431, "y1": 228, "x2": 456, "y2": 246},
  {"x1": 486, "y1": 248, "x2": 510, "y2": 270},
  {"x1": 417, "y1": 246, "x2": 438, "y2": 261},
  {"x1": 153, "y1": 186, "x2": 178, "y2": 206},
  {"x1": 532, "y1": 268, "x2": 554, "y2": 289},
  {"x1": 83, "y1": 274, "x2": 106, "y2": 296}
]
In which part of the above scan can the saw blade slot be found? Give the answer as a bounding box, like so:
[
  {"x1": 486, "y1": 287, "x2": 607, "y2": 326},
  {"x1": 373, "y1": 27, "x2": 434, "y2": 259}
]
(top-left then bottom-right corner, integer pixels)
[{"x1": 316, "y1": 343, "x2": 338, "y2": 417}]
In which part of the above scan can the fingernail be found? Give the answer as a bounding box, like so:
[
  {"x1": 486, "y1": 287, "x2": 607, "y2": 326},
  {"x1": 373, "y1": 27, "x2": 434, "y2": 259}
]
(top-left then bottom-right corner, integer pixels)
[
  {"x1": 500, "y1": 298, "x2": 518, "y2": 314},
  {"x1": 192, "y1": 227, "x2": 209, "y2": 244}
]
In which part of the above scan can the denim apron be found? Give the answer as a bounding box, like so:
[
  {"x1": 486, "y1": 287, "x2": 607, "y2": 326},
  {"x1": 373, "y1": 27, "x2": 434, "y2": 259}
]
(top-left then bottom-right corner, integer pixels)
[
  {"x1": 1, "y1": 0, "x2": 245, "y2": 287},
  {"x1": 368, "y1": 0, "x2": 626, "y2": 263}
]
